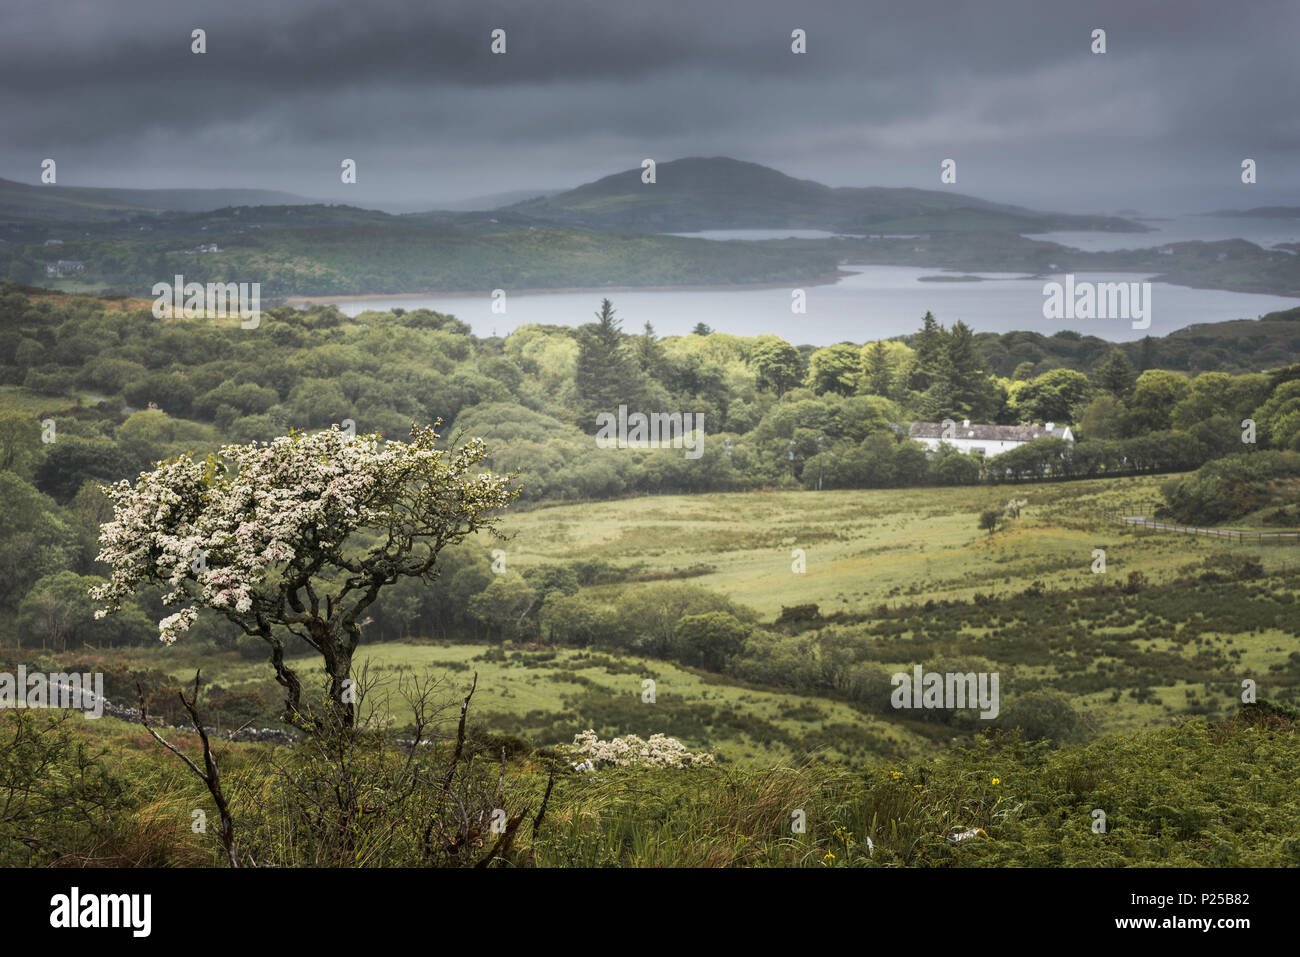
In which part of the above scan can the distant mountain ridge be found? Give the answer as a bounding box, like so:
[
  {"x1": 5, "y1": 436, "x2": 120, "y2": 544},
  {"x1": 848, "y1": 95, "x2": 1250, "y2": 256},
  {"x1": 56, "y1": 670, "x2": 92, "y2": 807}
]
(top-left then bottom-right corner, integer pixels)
[
  {"x1": 14, "y1": 158, "x2": 1299, "y2": 302},
  {"x1": 2, "y1": 158, "x2": 1148, "y2": 236},
  {"x1": 503, "y1": 157, "x2": 1148, "y2": 235},
  {"x1": 436, "y1": 188, "x2": 560, "y2": 211},
  {"x1": 1207, "y1": 206, "x2": 1300, "y2": 220},
  {"x1": 0, "y1": 177, "x2": 316, "y2": 225}
]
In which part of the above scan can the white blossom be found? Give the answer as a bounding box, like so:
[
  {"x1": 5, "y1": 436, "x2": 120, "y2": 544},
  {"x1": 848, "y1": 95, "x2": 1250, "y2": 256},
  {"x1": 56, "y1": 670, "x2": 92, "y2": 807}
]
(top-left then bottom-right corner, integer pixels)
[
  {"x1": 90, "y1": 425, "x2": 516, "y2": 644},
  {"x1": 566, "y1": 729, "x2": 714, "y2": 769}
]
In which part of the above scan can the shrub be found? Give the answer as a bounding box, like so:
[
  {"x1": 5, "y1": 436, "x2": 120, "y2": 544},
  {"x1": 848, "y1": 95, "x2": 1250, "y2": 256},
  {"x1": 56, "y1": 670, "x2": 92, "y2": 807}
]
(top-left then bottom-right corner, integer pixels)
[{"x1": 1162, "y1": 450, "x2": 1300, "y2": 524}]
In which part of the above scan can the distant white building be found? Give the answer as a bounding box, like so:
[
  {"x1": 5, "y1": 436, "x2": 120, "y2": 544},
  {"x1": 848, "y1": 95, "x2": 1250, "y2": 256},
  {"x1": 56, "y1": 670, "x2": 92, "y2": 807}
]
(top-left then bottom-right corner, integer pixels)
[
  {"x1": 909, "y1": 420, "x2": 1074, "y2": 458},
  {"x1": 44, "y1": 259, "x2": 86, "y2": 277}
]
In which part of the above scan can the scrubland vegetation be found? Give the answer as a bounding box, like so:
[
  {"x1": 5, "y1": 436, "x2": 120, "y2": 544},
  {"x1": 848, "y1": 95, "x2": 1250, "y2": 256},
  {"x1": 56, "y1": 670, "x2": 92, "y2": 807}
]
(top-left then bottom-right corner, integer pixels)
[{"x1": 4, "y1": 699, "x2": 1298, "y2": 867}]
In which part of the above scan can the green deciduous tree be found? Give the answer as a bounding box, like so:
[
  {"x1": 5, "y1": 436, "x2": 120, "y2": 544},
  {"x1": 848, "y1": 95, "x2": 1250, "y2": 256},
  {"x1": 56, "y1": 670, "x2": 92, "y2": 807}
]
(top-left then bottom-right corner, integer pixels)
[
  {"x1": 806, "y1": 343, "x2": 860, "y2": 396},
  {"x1": 673, "y1": 612, "x2": 751, "y2": 672},
  {"x1": 0, "y1": 410, "x2": 42, "y2": 478},
  {"x1": 1012, "y1": 369, "x2": 1092, "y2": 424},
  {"x1": 752, "y1": 337, "x2": 803, "y2": 397}
]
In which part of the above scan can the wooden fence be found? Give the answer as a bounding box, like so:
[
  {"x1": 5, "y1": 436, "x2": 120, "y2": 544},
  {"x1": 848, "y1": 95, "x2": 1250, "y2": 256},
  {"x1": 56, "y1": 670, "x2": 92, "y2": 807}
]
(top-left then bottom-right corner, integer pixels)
[{"x1": 1092, "y1": 502, "x2": 1300, "y2": 562}]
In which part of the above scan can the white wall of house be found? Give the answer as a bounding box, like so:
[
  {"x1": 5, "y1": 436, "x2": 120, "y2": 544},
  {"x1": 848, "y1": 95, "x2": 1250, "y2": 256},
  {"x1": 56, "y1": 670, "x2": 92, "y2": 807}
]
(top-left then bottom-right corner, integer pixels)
[
  {"x1": 914, "y1": 424, "x2": 1074, "y2": 459},
  {"x1": 915, "y1": 437, "x2": 1027, "y2": 458}
]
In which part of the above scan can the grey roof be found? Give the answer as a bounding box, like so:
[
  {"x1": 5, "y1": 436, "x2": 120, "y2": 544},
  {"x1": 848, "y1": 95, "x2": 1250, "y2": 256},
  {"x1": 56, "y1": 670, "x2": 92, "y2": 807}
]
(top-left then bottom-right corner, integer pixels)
[{"x1": 909, "y1": 422, "x2": 1070, "y2": 442}]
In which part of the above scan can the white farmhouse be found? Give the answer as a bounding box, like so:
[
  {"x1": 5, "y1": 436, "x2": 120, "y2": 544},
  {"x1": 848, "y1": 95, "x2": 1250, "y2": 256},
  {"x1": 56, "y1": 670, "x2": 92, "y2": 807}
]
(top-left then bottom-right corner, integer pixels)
[
  {"x1": 44, "y1": 259, "x2": 86, "y2": 277},
  {"x1": 909, "y1": 419, "x2": 1074, "y2": 458}
]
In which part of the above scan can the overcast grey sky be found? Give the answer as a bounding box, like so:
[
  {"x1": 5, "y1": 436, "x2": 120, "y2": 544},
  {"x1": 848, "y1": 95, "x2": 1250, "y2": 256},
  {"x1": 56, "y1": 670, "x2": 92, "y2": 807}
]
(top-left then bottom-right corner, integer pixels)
[{"x1": 2, "y1": 0, "x2": 1296, "y2": 214}]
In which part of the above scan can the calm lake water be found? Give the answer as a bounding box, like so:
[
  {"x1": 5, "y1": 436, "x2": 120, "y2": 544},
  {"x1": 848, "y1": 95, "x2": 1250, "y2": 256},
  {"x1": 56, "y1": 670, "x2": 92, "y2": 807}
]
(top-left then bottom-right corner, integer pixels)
[
  {"x1": 667, "y1": 228, "x2": 851, "y2": 240},
  {"x1": 669, "y1": 217, "x2": 1300, "y2": 252},
  {"x1": 328, "y1": 264, "x2": 1299, "y2": 346}
]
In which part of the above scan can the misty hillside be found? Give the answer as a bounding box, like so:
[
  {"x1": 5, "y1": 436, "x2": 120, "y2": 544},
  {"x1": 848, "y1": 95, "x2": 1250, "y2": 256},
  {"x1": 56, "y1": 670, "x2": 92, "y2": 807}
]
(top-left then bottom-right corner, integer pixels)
[
  {"x1": 505, "y1": 157, "x2": 1149, "y2": 234},
  {"x1": 1207, "y1": 206, "x2": 1300, "y2": 219},
  {"x1": 0, "y1": 177, "x2": 316, "y2": 226}
]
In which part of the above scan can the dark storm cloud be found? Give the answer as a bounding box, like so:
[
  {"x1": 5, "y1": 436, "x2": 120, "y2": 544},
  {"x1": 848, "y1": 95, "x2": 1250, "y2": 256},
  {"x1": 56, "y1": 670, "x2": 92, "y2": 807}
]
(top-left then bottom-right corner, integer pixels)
[{"x1": 1, "y1": 0, "x2": 1296, "y2": 211}]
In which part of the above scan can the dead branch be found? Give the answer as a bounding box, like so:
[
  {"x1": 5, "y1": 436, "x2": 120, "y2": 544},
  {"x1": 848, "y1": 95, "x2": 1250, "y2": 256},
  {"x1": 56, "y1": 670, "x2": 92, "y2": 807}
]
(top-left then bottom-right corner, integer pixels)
[
  {"x1": 137, "y1": 670, "x2": 240, "y2": 868},
  {"x1": 532, "y1": 765, "x2": 556, "y2": 837}
]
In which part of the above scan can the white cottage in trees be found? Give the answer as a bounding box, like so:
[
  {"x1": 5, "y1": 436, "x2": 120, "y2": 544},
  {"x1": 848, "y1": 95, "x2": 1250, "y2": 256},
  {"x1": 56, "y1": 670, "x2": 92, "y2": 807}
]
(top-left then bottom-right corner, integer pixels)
[{"x1": 909, "y1": 420, "x2": 1073, "y2": 458}]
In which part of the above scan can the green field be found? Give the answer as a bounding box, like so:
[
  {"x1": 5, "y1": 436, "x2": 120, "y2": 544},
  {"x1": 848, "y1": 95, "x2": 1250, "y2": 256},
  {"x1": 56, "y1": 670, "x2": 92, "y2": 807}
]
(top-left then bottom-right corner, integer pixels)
[
  {"x1": 76, "y1": 476, "x2": 1300, "y2": 766},
  {"x1": 490, "y1": 478, "x2": 1300, "y2": 615},
  {"x1": 113, "y1": 642, "x2": 927, "y2": 765}
]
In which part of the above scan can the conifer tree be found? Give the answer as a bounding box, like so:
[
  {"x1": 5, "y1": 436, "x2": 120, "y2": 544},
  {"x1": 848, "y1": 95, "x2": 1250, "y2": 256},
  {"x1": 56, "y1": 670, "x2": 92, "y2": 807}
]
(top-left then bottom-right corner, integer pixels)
[
  {"x1": 864, "y1": 340, "x2": 894, "y2": 398},
  {"x1": 1096, "y1": 347, "x2": 1137, "y2": 398},
  {"x1": 575, "y1": 299, "x2": 639, "y2": 420},
  {"x1": 908, "y1": 311, "x2": 945, "y2": 392}
]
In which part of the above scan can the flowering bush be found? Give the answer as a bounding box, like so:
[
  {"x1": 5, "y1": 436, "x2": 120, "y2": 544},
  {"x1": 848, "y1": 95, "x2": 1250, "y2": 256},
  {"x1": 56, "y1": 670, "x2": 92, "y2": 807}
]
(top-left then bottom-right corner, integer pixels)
[{"x1": 567, "y1": 729, "x2": 714, "y2": 769}]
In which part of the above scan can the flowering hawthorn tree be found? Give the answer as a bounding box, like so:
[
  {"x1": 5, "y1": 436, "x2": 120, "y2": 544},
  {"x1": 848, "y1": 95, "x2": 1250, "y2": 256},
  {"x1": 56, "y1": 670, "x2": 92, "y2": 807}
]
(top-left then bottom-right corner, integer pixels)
[{"x1": 92, "y1": 424, "x2": 517, "y2": 731}]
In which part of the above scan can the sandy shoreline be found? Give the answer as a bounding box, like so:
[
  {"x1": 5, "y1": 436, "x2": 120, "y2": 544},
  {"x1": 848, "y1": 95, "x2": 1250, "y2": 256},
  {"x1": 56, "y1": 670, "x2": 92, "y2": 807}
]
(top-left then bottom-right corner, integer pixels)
[{"x1": 281, "y1": 271, "x2": 851, "y2": 306}]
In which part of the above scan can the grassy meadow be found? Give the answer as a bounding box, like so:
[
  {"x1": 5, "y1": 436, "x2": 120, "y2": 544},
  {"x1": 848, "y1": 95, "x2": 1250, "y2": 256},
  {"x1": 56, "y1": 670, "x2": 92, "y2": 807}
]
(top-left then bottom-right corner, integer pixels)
[
  {"x1": 492, "y1": 475, "x2": 1300, "y2": 615},
  {"x1": 70, "y1": 475, "x2": 1300, "y2": 767}
]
